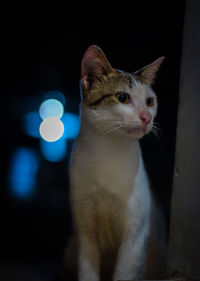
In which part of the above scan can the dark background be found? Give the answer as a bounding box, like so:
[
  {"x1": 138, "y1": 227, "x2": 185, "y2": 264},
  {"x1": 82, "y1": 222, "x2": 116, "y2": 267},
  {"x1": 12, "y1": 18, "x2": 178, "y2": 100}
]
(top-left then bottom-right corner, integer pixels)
[{"x1": 1, "y1": 2, "x2": 185, "y2": 280}]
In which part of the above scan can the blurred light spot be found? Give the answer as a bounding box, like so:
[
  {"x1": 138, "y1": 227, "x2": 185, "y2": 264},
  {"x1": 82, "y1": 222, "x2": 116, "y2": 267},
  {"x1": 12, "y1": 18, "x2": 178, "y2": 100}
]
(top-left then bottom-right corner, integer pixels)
[
  {"x1": 24, "y1": 111, "x2": 41, "y2": 138},
  {"x1": 40, "y1": 138, "x2": 67, "y2": 162},
  {"x1": 23, "y1": 90, "x2": 80, "y2": 162},
  {"x1": 39, "y1": 99, "x2": 64, "y2": 120},
  {"x1": 62, "y1": 113, "x2": 80, "y2": 139},
  {"x1": 39, "y1": 117, "x2": 64, "y2": 142},
  {"x1": 9, "y1": 147, "x2": 40, "y2": 199},
  {"x1": 43, "y1": 90, "x2": 66, "y2": 106}
]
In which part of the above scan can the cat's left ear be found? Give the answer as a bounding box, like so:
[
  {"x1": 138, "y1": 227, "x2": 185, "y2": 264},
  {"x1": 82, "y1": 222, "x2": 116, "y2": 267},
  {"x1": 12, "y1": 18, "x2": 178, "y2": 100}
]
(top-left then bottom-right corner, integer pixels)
[{"x1": 134, "y1": 56, "x2": 165, "y2": 85}]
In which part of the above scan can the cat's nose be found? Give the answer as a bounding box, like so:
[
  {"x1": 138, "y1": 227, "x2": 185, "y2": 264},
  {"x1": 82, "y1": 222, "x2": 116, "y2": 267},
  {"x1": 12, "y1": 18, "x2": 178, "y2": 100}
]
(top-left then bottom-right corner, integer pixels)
[{"x1": 139, "y1": 110, "x2": 152, "y2": 125}]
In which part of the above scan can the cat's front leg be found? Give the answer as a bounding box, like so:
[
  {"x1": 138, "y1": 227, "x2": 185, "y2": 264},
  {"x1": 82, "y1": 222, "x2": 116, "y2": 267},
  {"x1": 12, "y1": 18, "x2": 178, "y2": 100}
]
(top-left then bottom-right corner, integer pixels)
[
  {"x1": 78, "y1": 235, "x2": 100, "y2": 281},
  {"x1": 113, "y1": 225, "x2": 148, "y2": 281}
]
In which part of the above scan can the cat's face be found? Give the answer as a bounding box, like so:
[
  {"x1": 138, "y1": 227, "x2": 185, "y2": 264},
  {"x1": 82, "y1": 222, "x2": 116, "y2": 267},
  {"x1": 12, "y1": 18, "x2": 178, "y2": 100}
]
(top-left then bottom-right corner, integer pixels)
[{"x1": 81, "y1": 45, "x2": 164, "y2": 140}]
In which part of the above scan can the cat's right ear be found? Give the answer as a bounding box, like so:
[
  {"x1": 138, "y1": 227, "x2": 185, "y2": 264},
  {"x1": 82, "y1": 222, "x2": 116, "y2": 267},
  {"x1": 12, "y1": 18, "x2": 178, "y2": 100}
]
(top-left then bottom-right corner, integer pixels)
[
  {"x1": 81, "y1": 45, "x2": 114, "y2": 90},
  {"x1": 134, "y1": 56, "x2": 165, "y2": 85}
]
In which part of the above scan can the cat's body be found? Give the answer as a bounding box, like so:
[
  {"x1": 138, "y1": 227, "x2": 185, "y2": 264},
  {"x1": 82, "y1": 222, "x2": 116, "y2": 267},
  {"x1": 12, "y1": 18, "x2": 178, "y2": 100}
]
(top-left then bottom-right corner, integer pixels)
[{"x1": 63, "y1": 46, "x2": 166, "y2": 281}]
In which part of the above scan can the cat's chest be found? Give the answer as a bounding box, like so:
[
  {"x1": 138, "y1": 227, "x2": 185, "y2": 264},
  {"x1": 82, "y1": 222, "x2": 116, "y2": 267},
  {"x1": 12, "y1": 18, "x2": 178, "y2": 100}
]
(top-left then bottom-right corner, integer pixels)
[
  {"x1": 92, "y1": 148, "x2": 134, "y2": 185},
  {"x1": 73, "y1": 137, "x2": 140, "y2": 198}
]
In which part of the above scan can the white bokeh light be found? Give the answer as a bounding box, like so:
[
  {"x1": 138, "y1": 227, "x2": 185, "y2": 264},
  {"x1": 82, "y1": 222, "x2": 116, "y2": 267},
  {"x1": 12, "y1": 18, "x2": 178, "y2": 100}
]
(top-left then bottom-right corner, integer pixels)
[{"x1": 39, "y1": 117, "x2": 64, "y2": 142}]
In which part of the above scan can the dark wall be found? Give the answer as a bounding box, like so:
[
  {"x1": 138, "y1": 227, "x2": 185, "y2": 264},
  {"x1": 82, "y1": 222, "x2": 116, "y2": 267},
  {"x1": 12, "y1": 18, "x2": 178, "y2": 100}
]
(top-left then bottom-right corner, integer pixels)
[
  {"x1": 168, "y1": 0, "x2": 200, "y2": 279},
  {"x1": 2, "y1": 1, "x2": 185, "y2": 269}
]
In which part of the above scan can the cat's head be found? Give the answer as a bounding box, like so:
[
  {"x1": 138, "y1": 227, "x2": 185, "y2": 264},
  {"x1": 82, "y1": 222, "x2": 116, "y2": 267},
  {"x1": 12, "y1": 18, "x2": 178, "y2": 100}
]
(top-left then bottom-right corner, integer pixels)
[{"x1": 80, "y1": 45, "x2": 164, "y2": 140}]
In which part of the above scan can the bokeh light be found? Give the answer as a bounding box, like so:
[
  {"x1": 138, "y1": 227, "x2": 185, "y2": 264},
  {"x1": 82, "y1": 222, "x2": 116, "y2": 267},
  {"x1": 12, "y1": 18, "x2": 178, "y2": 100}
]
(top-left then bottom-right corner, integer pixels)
[
  {"x1": 42, "y1": 90, "x2": 66, "y2": 106},
  {"x1": 62, "y1": 113, "x2": 80, "y2": 139},
  {"x1": 23, "y1": 92, "x2": 80, "y2": 162},
  {"x1": 9, "y1": 147, "x2": 40, "y2": 199},
  {"x1": 40, "y1": 138, "x2": 67, "y2": 162},
  {"x1": 39, "y1": 99, "x2": 64, "y2": 120},
  {"x1": 39, "y1": 117, "x2": 64, "y2": 142},
  {"x1": 24, "y1": 111, "x2": 41, "y2": 138}
]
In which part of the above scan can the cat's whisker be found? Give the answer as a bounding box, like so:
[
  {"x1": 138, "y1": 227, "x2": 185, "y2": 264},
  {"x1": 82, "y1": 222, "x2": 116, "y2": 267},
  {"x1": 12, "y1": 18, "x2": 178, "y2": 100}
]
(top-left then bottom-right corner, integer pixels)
[
  {"x1": 100, "y1": 125, "x2": 122, "y2": 137},
  {"x1": 93, "y1": 122, "x2": 118, "y2": 137},
  {"x1": 153, "y1": 123, "x2": 163, "y2": 138},
  {"x1": 94, "y1": 120, "x2": 145, "y2": 138},
  {"x1": 151, "y1": 123, "x2": 164, "y2": 145},
  {"x1": 95, "y1": 122, "x2": 126, "y2": 137},
  {"x1": 95, "y1": 116, "x2": 124, "y2": 122}
]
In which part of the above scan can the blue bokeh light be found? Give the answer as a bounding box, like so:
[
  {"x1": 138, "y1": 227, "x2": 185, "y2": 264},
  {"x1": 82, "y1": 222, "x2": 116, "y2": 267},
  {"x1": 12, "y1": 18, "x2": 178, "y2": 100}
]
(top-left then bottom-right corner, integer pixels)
[
  {"x1": 9, "y1": 147, "x2": 40, "y2": 199},
  {"x1": 62, "y1": 113, "x2": 80, "y2": 139},
  {"x1": 24, "y1": 111, "x2": 41, "y2": 138},
  {"x1": 23, "y1": 91, "x2": 80, "y2": 162},
  {"x1": 39, "y1": 99, "x2": 64, "y2": 120},
  {"x1": 42, "y1": 90, "x2": 66, "y2": 106},
  {"x1": 40, "y1": 138, "x2": 67, "y2": 162}
]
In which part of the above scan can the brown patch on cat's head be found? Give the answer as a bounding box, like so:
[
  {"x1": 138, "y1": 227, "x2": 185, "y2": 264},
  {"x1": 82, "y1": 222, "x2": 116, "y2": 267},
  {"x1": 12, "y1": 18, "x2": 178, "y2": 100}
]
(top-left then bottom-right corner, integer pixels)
[{"x1": 81, "y1": 45, "x2": 135, "y2": 107}]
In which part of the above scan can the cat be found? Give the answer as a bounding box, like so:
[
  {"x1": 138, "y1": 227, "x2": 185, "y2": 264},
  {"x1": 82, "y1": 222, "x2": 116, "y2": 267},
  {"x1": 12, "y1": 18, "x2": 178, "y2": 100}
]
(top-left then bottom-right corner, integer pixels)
[{"x1": 63, "y1": 45, "x2": 167, "y2": 281}]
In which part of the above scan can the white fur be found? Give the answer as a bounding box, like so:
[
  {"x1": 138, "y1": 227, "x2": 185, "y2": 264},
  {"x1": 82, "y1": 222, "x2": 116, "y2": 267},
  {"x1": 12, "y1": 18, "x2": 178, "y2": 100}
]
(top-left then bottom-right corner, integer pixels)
[{"x1": 113, "y1": 156, "x2": 151, "y2": 280}]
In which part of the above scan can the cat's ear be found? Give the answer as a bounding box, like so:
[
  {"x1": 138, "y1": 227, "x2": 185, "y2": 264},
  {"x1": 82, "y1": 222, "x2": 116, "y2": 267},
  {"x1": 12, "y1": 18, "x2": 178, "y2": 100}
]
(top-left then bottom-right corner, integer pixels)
[
  {"x1": 81, "y1": 45, "x2": 115, "y2": 90},
  {"x1": 134, "y1": 56, "x2": 165, "y2": 85}
]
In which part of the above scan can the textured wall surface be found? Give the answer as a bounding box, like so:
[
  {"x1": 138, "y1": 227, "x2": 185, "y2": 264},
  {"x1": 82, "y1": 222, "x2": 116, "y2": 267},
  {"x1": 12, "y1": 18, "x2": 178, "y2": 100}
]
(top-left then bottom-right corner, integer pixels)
[{"x1": 167, "y1": 0, "x2": 200, "y2": 279}]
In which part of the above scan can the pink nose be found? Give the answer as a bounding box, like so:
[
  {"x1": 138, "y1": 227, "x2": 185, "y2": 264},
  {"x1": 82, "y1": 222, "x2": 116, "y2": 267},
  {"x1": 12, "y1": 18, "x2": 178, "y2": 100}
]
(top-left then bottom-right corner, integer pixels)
[{"x1": 139, "y1": 110, "x2": 152, "y2": 125}]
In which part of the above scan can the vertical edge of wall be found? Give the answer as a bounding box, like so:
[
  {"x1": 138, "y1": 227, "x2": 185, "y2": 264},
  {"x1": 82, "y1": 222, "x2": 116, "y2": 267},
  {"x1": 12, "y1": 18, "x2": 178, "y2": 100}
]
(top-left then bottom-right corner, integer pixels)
[{"x1": 167, "y1": 0, "x2": 200, "y2": 279}]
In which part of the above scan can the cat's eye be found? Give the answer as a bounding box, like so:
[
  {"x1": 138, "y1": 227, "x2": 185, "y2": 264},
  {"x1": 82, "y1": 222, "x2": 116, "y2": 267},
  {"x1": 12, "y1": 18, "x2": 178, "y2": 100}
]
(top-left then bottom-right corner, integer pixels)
[
  {"x1": 115, "y1": 92, "x2": 130, "y2": 104},
  {"x1": 146, "y1": 97, "x2": 154, "y2": 107}
]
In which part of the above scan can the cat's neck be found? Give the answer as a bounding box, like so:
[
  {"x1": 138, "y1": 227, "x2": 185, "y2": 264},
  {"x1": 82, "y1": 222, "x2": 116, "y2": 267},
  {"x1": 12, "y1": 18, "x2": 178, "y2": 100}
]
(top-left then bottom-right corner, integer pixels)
[
  {"x1": 78, "y1": 105, "x2": 142, "y2": 183},
  {"x1": 73, "y1": 105, "x2": 144, "y2": 200}
]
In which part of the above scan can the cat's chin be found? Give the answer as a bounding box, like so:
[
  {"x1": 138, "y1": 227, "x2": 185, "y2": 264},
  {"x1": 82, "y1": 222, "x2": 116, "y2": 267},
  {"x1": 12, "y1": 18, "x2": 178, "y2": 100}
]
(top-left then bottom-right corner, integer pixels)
[{"x1": 120, "y1": 125, "x2": 151, "y2": 139}]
